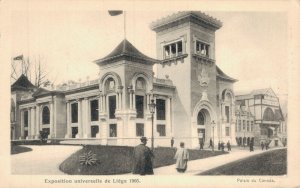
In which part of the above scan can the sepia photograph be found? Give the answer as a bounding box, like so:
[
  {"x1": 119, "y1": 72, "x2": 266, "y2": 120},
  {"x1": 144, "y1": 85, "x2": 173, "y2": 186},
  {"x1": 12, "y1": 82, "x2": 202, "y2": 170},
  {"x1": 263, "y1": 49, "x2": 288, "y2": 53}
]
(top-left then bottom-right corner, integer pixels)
[{"x1": 1, "y1": 0, "x2": 300, "y2": 187}]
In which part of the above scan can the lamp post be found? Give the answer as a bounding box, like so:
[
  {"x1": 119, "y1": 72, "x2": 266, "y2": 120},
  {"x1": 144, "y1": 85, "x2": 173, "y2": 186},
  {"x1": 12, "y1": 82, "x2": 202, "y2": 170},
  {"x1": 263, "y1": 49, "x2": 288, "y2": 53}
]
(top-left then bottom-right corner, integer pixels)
[
  {"x1": 211, "y1": 120, "x2": 216, "y2": 151},
  {"x1": 148, "y1": 99, "x2": 156, "y2": 150}
]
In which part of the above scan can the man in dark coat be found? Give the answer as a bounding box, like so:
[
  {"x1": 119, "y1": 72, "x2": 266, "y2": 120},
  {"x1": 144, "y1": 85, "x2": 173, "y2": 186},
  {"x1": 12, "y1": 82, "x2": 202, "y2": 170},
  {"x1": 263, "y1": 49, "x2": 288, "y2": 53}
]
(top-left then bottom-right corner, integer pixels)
[
  {"x1": 227, "y1": 141, "x2": 231, "y2": 151},
  {"x1": 261, "y1": 142, "x2": 265, "y2": 150},
  {"x1": 132, "y1": 137, "x2": 154, "y2": 175}
]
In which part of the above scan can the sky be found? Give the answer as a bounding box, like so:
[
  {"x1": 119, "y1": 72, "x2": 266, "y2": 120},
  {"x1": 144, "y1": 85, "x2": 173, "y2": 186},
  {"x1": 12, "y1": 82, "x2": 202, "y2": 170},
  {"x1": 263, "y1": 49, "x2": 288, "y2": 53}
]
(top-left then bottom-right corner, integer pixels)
[{"x1": 10, "y1": 9, "x2": 288, "y2": 107}]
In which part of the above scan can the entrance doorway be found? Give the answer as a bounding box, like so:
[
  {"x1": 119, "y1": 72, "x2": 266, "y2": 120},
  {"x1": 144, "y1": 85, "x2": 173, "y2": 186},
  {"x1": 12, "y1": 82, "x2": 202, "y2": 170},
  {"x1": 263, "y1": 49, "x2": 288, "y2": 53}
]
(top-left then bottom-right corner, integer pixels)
[
  {"x1": 197, "y1": 108, "x2": 211, "y2": 144},
  {"x1": 197, "y1": 128, "x2": 205, "y2": 143}
]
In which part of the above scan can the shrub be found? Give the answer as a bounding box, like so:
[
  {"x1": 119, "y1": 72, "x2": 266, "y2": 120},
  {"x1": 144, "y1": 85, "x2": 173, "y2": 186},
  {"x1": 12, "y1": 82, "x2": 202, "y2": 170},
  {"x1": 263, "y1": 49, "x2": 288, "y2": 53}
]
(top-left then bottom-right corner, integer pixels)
[{"x1": 79, "y1": 151, "x2": 98, "y2": 166}]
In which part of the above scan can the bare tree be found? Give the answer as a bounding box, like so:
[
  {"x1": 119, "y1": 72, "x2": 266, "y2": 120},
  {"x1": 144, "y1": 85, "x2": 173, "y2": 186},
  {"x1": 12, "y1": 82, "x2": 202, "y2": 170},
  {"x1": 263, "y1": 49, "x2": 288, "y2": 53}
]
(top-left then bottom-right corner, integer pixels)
[{"x1": 11, "y1": 55, "x2": 52, "y2": 88}]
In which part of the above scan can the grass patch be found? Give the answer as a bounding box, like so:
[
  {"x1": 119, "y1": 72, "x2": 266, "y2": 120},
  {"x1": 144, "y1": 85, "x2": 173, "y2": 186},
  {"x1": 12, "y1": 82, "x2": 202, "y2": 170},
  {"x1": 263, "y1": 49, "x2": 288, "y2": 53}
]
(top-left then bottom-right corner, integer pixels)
[
  {"x1": 59, "y1": 145, "x2": 226, "y2": 175},
  {"x1": 199, "y1": 148, "x2": 287, "y2": 175},
  {"x1": 11, "y1": 145, "x2": 32, "y2": 155}
]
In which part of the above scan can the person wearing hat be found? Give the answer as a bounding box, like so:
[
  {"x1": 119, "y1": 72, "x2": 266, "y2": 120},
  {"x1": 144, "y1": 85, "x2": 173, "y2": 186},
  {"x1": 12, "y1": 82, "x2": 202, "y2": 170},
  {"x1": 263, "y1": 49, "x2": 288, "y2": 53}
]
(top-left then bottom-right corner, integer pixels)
[
  {"x1": 132, "y1": 136, "x2": 154, "y2": 175},
  {"x1": 174, "y1": 142, "x2": 189, "y2": 173}
]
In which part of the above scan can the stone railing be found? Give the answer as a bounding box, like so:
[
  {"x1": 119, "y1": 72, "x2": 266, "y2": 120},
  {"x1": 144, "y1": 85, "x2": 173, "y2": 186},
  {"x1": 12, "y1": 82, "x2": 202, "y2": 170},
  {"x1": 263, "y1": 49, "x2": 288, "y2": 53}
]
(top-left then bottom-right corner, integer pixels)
[{"x1": 153, "y1": 77, "x2": 173, "y2": 86}]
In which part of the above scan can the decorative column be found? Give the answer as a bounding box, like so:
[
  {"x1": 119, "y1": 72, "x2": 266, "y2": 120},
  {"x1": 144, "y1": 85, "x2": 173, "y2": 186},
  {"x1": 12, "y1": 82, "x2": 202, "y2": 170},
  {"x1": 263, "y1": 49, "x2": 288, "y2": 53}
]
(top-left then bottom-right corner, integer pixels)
[
  {"x1": 133, "y1": 91, "x2": 136, "y2": 110},
  {"x1": 27, "y1": 107, "x2": 31, "y2": 139},
  {"x1": 65, "y1": 101, "x2": 71, "y2": 138},
  {"x1": 53, "y1": 96, "x2": 57, "y2": 138},
  {"x1": 153, "y1": 95, "x2": 157, "y2": 138},
  {"x1": 166, "y1": 97, "x2": 172, "y2": 137},
  {"x1": 129, "y1": 90, "x2": 133, "y2": 109},
  {"x1": 31, "y1": 107, "x2": 36, "y2": 139},
  {"x1": 35, "y1": 104, "x2": 40, "y2": 139},
  {"x1": 83, "y1": 98, "x2": 91, "y2": 138},
  {"x1": 49, "y1": 101, "x2": 54, "y2": 138},
  {"x1": 20, "y1": 110, "x2": 24, "y2": 139},
  {"x1": 76, "y1": 99, "x2": 83, "y2": 138}
]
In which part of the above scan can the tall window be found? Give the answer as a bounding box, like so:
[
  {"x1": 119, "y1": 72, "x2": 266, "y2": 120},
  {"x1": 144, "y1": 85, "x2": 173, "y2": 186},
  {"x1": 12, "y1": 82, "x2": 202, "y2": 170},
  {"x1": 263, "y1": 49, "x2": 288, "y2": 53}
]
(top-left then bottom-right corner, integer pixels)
[
  {"x1": 157, "y1": 124, "x2": 166, "y2": 136},
  {"x1": 156, "y1": 99, "x2": 166, "y2": 120},
  {"x1": 136, "y1": 95, "x2": 144, "y2": 118},
  {"x1": 109, "y1": 96, "x2": 116, "y2": 119},
  {"x1": 163, "y1": 40, "x2": 183, "y2": 59},
  {"x1": 238, "y1": 120, "x2": 241, "y2": 132},
  {"x1": 243, "y1": 120, "x2": 246, "y2": 131},
  {"x1": 225, "y1": 106, "x2": 230, "y2": 123},
  {"x1": 71, "y1": 103, "x2": 78, "y2": 123},
  {"x1": 136, "y1": 123, "x2": 144, "y2": 136},
  {"x1": 42, "y1": 106, "x2": 50, "y2": 124},
  {"x1": 109, "y1": 124, "x2": 117, "y2": 137},
  {"x1": 250, "y1": 121, "x2": 254, "y2": 132},
  {"x1": 226, "y1": 127, "x2": 230, "y2": 136},
  {"x1": 197, "y1": 112, "x2": 205, "y2": 125},
  {"x1": 247, "y1": 121, "x2": 250, "y2": 132},
  {"x1": 90, "y1": 100, "x2": 99, "y2": 121},
  {"x1": 196, "y1": 40, "x2": 209, "y2": 57},
  {"x1": 24, "y1": 111, "x2": 28, "y2": 127}
]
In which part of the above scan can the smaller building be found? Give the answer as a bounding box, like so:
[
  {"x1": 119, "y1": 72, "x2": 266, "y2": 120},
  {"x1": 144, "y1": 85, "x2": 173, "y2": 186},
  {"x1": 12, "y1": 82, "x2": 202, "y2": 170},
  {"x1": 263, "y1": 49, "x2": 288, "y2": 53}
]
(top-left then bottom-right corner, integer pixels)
[{"x1": 235, "y1": 88, "x2": 285, "y2": 147}]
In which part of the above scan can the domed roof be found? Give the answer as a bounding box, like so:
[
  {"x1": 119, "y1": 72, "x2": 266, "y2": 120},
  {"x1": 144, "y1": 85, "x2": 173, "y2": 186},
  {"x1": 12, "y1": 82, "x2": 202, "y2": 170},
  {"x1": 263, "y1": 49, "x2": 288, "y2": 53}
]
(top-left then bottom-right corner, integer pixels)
[{"x1": 94, "y1": 39, "x2": 159, "y2": 65}]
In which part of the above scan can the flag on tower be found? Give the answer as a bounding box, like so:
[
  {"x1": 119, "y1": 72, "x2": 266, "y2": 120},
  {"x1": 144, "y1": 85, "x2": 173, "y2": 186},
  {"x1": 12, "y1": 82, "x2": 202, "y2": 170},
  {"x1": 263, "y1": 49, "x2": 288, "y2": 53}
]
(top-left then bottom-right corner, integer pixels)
[
  {"x1": 13, "y1": 55, "x2": 23, "y2": 61},
  {"x1": 108, "y1": 10, "x2": 123, "y2": 16}
]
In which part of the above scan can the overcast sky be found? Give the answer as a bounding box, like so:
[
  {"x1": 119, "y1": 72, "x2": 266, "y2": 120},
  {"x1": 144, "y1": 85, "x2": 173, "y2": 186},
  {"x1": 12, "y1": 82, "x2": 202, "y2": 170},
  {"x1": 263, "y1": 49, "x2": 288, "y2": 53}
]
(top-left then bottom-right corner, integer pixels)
[{"x1": 11, "y1": 9, "x2": 288, "y2": 106}]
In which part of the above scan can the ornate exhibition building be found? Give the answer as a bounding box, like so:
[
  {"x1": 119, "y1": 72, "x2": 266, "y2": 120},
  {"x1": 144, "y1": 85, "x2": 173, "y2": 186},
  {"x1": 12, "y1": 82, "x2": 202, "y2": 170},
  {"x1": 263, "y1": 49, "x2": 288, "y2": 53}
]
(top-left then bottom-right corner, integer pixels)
[{"x1": 10, "y1": 11, "x2": 286, "y2": 148}]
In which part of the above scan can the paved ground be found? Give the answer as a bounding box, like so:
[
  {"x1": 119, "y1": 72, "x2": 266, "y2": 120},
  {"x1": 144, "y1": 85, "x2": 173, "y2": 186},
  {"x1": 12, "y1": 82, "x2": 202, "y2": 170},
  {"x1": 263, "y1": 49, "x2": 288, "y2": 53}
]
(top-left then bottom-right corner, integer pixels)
[
  {"x1": 152, "y1": 147, "x2": 280, "y2": 175},
  {"x1": 11, "y1": 145, "x2": 281, "y2": 175},
  {"x1": 11, "y1": 145, "x2": 82, "y2": 175}
]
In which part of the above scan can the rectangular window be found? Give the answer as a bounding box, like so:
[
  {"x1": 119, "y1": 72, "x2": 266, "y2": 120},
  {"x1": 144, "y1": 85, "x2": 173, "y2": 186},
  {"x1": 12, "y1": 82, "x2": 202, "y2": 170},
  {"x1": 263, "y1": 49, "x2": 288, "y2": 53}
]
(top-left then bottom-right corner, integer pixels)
[
  {"x1": 109, "y1": 124, "x2": 117, "y2": 137},
  {"x1": 136, "y1": 123, "x2": 144, "y2": 137},
  {"x1": 24, "y1": 111, "x2": 28, "y2": 127},
  {"x1": 225, "y1": 106, "x2": 230, "y2": 123},
  {"x1": 251, "y1": 121, "x2": 254, "y2": 132},
  {"x1": 156, "y1": 99, "x2": 166, "y2": 120},
  {"x1": 163, "y1": 40, "x2": 183, "y2": 59},
  {"x1": 226, "y1": 127, "x2": 230, "y2": 136},
  {"x1": 238, "y1": 120, "x2": 241, "y2": 132},
  {"x1": 247, "y1": 121, "x2": 250, "y2": 132},
  {"x1": 157, "y1": 124, "x2": 166, "y2": 136},
  {"x1": 243, "y1": 120, "x2": 246, "y2": 131},
  {"x1": 136, "y1": 95, "x2": 144, "y2": 118},
  {"x1": 109, "y1": 95, "x2": 116, "y2": 119},
  {"x1": 71, "y1": 103, "x2": 78, "y2": 123},
  {"x1": 196, "y1": 40, "x2": 209, "y2": 57},
  {"x1": 90, "y1": 100, "x2": 99, "y2": 121}
]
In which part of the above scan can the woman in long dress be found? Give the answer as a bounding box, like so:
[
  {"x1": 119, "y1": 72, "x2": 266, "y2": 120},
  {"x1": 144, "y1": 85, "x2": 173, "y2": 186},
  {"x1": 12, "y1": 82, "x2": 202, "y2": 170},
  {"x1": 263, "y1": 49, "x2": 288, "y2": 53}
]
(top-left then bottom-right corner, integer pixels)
[{"x1": 174, "y1": 142, "x2": 189, "y2": 173}]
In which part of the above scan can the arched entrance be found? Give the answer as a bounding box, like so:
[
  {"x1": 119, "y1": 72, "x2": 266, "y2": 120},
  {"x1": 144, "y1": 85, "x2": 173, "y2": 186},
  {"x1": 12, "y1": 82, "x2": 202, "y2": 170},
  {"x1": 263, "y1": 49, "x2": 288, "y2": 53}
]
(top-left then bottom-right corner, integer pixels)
[
  {"x1": 196, "y1": 109, "x2": 211, "y2": 144},
  {"x1": 192, "y1": 100, "x2": 217, "y2": 148}
]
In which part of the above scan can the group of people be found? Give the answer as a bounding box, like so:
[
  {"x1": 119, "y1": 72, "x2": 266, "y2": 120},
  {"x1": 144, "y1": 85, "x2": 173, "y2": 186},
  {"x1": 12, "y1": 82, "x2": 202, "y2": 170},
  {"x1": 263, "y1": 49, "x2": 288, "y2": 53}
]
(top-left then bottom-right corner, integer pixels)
[
  {"x1": 261, "y1": 141, "x2": 269, "y2": 150},
  {"x1": 132, "y1": 137, "x2": 189, "y2": 175}
]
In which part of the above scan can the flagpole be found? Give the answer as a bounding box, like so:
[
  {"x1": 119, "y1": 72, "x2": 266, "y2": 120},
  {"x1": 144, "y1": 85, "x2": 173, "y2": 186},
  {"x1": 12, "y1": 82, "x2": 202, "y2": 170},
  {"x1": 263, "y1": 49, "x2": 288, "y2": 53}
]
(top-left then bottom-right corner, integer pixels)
[{"x1": 124, "y1": 11, "x2": 126, "y2": 39}]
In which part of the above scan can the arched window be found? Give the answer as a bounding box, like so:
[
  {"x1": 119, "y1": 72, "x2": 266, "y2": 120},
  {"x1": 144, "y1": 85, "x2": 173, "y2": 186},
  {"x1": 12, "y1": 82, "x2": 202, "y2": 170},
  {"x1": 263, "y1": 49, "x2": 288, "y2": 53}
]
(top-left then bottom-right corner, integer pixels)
[
  {"x1": 263, "y1": 108, "x2": 275, "y2": 121},
  {"x1": 42, "y1": 106, "x2": 50, "y2": 124},
  {"x1": 197, "y1": 111, "x2": 205, "y2": 125}
]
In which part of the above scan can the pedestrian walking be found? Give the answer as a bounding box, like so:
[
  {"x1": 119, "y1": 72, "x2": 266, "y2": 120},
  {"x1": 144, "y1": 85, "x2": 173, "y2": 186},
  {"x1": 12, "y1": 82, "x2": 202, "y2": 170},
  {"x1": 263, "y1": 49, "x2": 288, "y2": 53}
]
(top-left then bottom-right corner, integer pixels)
[
  {"x1": 171, "y1": 137, "x2": 174, "y2": 148},
  {"x1": 218, "y1": 141, "x2": 221, "y2": 150},
  {"x1": 221, "y1": 142, "x2": 225, "y2": 151},
  {"x1": 227, "y1": 141, "x2": 231, "y2": 151},
  {"x1": 174, "y1": 142, "x2": 189, "y2": 173},
  {"x1": 209, "y1": 138, "x2": 213, "y2": 148},
  {"x1": 261, "y1": 142, "x2": 265, "y2": 150},
  {"x1": 132, "y1": 137, "x2": 154, "y2": 175}
]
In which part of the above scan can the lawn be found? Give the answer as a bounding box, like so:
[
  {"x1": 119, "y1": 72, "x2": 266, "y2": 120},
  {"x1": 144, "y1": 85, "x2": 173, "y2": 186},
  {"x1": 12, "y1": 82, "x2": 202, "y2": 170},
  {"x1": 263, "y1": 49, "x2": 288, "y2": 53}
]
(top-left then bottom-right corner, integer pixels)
[
  {"x1": 199, "y1": 148, "x2": 287, "y2": 175},
  {"x1": 59, "y1": 145, "x2": 226, "y2": 175},
  {"x1": 11, "y1": 145, "x2": 32, "y2": 155}
]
